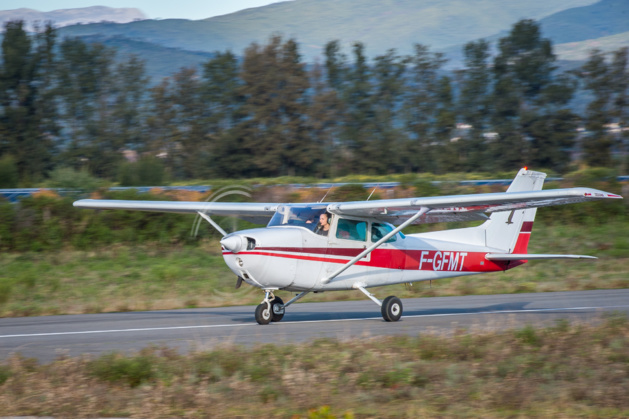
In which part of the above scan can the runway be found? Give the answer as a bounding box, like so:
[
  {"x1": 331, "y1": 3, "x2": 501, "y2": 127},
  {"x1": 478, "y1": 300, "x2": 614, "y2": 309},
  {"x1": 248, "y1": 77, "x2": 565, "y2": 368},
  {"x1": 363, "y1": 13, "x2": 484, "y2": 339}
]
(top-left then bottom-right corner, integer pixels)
[{"x1": 1, "y1": 289, "x2": 628, "y2": 363}]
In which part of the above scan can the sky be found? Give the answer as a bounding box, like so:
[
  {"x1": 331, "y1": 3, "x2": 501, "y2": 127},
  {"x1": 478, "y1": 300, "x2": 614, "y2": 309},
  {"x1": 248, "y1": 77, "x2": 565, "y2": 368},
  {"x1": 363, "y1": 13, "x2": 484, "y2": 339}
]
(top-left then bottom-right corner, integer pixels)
[{"x1": 1, "y1": 1, "x2": 289, "y2": 20}]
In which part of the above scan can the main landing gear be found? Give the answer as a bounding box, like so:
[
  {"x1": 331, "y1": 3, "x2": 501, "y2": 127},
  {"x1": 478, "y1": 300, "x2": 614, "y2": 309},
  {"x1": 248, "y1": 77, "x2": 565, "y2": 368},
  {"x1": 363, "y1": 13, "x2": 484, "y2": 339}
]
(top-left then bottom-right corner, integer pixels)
[
  {"x1": 254, "y1": 287, "x2": 403, "y2": 325},
  {"x1": 354, "y1": 283, "x2": 403, "y2": 322}
]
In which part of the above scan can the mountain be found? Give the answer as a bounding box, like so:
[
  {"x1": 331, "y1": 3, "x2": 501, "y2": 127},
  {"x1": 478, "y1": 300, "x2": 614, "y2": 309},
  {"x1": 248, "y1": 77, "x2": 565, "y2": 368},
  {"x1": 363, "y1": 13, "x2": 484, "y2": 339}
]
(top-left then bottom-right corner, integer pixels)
[
  {"x1": 539, "y1": 0, "x2": 629, "y2": 44},
  {"x1": 0, "y1": 6, "x2": 146, "y2": 31},
  {"x1": 56, "y1": 0, "x2": 597, "y2": 61},
  {"x1": 554, "y1": 30, "x2": 629, "y2": 61},
  {"x1": 7, "y1": 0, "x2": 626, "y2": 80},
  {"x1": 77, "y1": 35, "x2": 216, "y2": 80}
]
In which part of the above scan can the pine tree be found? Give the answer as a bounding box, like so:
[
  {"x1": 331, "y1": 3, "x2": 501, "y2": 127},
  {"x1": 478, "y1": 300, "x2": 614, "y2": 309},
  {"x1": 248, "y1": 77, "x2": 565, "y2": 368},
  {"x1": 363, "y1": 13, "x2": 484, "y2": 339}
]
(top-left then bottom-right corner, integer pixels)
[
  {"x1": 238, "y1": 36, "x2": 312, "y2": 177},
  {"x1": 56, "y1": 38, "x2": 118, "y2": 178},
  {"x1": 490, "y1": 19, "x2": 574, "y2": 172},
  {"x1": 577, "y1": 49, "x2": 615, "y2": 167},
  {"x1": 403, "y1": 44, "x2": 447, "y2": 173},
  {"x1": 0, "y1": 20, "x2": 57, "y2": 184},
  {"x1": 201, "y1": 51, "x2": 246, "y2": 178}
]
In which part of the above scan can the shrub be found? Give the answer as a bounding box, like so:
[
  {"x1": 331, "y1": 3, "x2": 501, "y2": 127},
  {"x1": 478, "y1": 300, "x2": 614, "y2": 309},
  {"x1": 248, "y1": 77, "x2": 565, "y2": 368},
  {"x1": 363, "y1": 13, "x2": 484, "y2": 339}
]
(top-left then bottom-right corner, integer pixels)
[
  {"x1": 118, "y1": 157, "x2": 166, "y2": 186},
  {"x1": 88, "y1": 353, "x2": 155, "y2": 387},
  {"x1": 46, "y1": 167, "x2": 105, "y2": 192},
  {"x1": 0, "y1": 155, "x2": 18, "y2": 188}
]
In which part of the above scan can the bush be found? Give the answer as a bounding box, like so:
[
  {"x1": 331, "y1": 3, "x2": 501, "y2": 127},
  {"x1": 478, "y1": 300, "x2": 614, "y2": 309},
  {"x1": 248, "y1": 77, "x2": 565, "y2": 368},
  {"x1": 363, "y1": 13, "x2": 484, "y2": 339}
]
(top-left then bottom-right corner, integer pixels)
[
  {"x1": 0, "y1": 155, "x2": 19, "y2": 188},
  {"x1": 88, "y1": 353, "x2": 155, "y2": 387},
  {"x1": 118, "y1": 157, "x2": 166, "y2": 186},
  {"x1": 46, "y1": 167, "x2": 105, "y2": 192}
]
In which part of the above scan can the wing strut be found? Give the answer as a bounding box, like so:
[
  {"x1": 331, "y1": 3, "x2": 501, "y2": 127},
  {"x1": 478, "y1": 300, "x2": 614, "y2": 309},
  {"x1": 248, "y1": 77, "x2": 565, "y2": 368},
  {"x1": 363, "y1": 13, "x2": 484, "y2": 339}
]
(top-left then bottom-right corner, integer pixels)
[
  {"x1": 196, "y1": 211, "x2": 228, "y2": 236},
  {"x1": 321, "y1": 207, "x2": 430, "y2": 284}
]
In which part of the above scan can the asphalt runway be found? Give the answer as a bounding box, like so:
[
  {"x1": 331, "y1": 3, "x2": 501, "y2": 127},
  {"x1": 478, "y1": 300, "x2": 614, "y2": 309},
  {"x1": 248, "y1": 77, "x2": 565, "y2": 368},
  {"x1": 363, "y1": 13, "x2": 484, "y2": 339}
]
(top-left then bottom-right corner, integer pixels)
[{"x1": 1, "y1": 289, "x2": 628, "y2": 363}]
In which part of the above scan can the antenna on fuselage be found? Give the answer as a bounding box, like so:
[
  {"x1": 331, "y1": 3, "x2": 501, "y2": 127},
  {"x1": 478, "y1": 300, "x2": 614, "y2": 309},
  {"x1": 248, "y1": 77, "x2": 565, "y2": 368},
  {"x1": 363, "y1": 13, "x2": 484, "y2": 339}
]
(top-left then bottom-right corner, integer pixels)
[
  {"x1": 366, "y1": 185, "x2": 378, "y2": 201},
  {"x1": 318, "y1": 186, "x2": 334, "y2": 203}
]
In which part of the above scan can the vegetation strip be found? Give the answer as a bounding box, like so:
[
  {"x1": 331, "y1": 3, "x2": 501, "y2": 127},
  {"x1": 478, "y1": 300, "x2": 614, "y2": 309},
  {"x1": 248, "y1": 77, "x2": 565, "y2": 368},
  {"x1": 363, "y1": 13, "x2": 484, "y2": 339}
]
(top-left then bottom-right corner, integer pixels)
[{"x1": 0, "y1": 315, "x2": 628, "y2": 417}]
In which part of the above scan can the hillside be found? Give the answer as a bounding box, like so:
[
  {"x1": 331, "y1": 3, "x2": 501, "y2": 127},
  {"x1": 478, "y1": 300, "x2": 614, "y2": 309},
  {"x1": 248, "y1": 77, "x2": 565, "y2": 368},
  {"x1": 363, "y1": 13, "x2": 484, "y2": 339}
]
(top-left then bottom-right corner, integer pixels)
[
  {"x1": 0, "y1": 6, "x2": 146, "y2": 31},
  {"x1": 539, "y1": 0, "x2": 629, "y2": 43},
  {"x1": 78, "y1": 35, "x2": 216, "y2": 80},
  {"x1": 555, "y1": 31, "x2": 629, "y2": 61},
  {"x1": 57, "y1": 0, "x2": 598, "y2": 61}
]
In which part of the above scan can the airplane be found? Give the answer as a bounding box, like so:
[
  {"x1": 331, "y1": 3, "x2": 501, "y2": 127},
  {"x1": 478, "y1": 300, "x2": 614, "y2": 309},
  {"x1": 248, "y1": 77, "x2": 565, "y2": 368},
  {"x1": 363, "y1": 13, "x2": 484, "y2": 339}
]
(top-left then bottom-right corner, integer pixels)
[{"x1": 74, "y1": 168, "x2": 622, "y2": 324}]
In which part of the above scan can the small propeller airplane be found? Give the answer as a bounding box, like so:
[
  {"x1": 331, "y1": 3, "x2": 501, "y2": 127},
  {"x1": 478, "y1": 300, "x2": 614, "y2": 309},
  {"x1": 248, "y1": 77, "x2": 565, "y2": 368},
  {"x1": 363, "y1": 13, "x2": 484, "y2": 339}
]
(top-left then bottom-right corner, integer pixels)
[{"x1": 74, "y1": 168, "x2": 622, "y2": 324}]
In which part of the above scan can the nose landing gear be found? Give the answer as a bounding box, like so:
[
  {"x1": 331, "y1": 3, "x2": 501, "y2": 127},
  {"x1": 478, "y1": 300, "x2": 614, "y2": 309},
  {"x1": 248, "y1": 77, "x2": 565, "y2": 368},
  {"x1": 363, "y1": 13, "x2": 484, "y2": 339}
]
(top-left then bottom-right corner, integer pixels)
[
  {"x1": 254, "y1": 290, "x2": 311, "y2": 325},
  {"x1": 255, "y1": 291, "x2": 284, "y2": 325}
]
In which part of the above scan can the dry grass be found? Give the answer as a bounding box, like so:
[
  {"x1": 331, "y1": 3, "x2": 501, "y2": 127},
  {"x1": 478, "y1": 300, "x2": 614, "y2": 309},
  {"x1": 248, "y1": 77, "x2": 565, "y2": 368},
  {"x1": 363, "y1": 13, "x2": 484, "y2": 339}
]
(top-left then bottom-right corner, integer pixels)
[{"x1": 0, "y1": 315, "x2": 628, "y2": 418}]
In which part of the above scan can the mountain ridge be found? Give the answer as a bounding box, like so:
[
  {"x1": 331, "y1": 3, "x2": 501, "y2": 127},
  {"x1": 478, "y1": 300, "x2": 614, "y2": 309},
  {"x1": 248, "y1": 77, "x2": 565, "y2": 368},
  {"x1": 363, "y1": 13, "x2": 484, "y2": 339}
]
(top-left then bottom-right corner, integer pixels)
[
  {"x1": 0, "y1": 6, "x2": 146, "y2": 31},
  {"x1": 3, "y1": 0, "x2": 626, "y2": 81}
]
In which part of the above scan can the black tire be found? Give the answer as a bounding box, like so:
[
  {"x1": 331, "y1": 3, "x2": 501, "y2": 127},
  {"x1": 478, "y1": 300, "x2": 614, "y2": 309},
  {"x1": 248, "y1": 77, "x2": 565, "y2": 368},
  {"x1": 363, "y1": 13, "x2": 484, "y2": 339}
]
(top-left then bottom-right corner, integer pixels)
[
  {"x1": 381, "y1": 296, "x2": 403, "y2": 322},
  {"x1": 255, "y1": 303, "x2": 272, "y2": 325},
  {"x1": 271, "y1": 296, "x2": 285, "y2": 322}
]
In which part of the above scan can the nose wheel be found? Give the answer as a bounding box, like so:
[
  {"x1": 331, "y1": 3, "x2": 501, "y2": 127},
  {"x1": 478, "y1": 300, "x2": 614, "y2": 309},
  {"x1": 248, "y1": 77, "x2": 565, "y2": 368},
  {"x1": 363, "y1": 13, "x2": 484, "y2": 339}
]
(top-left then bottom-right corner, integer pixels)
[{"x1": 255, "y1": 291, "x2": 284, "y2": 325}]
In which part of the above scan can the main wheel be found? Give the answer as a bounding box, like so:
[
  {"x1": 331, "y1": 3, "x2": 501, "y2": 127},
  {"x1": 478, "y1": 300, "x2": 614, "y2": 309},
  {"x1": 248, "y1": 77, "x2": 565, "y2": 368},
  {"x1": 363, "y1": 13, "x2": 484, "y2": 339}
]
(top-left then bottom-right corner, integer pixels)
[
  {"x1": 255, "y1": 302, "x2": 272, "y2": 325},
  {"x1": 381, "y1": 296, "x2": 403, "y2": 322},
  {"x1": 271, "y1": 296, "x2": 285, "y2": 322}
]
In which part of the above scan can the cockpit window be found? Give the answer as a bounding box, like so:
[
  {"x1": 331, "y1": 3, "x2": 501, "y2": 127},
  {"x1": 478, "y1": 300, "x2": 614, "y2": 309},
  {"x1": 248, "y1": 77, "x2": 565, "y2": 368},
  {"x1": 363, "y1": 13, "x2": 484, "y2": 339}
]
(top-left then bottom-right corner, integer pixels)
[
  {"x1": 267, "y1": 205, "x2": 328, "y2": 231},
  {"x1": 336, "y1": 218, "x2": 367, "y2": 242},
  {"x1": 371, "y1": 222, "x2": 397, "y2": 243}
]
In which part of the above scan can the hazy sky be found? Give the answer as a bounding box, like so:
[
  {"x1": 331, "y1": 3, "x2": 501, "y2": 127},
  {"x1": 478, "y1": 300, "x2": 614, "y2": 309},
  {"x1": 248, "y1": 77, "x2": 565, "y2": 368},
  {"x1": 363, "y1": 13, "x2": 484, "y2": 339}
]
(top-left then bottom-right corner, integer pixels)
[{"x1": 1, "y1": 1, "x2": 289, "y2": 20}]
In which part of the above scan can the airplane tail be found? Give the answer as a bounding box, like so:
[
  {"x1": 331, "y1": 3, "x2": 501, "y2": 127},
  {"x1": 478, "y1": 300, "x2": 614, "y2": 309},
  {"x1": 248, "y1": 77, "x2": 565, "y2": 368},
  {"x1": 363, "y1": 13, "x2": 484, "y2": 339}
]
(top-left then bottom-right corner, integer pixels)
[{"x1": 481, "y1": 168, "x2": 546, "y2": 253}]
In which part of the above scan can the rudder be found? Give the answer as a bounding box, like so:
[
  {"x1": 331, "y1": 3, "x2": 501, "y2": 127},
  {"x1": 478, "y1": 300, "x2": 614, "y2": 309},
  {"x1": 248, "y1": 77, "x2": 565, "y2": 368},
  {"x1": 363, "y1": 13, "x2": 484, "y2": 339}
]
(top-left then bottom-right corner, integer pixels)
[{"x1": 482, "y1": 169, "x2": 546, "y2": 253}]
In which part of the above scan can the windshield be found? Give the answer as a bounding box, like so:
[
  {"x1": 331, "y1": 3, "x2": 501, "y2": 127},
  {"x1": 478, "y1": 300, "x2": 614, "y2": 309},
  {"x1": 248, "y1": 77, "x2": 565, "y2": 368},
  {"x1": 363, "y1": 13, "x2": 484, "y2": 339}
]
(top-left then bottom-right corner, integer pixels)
[{"x1": 267, "y1": 204, "x2": 329, "y2": 231}]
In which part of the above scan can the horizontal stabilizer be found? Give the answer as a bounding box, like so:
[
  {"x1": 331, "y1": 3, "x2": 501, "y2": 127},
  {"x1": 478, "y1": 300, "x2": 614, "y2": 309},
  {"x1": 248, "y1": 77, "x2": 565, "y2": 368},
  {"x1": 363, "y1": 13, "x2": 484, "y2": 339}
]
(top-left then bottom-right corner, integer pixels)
[{"x1": 486, "y1": 253, "x2": 597, "y2": 261}]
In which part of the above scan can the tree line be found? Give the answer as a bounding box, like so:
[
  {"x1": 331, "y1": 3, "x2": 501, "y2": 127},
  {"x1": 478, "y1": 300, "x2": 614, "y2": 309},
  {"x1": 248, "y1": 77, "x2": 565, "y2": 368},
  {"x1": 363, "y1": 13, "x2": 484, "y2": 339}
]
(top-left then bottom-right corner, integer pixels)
[{"x1": 0, "y1": 19, "x2": 628, "y2": 186}]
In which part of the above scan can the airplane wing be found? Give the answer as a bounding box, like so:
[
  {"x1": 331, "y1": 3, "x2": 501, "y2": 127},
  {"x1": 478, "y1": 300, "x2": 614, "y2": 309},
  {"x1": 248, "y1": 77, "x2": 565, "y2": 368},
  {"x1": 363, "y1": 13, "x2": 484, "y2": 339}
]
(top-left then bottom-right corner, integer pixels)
[
  {"x1": 326, "y1": 187, "x2": 622, "y2": 224},
  {"x1": 73, "y1": 200, "x2": 279, "y2": 225}
]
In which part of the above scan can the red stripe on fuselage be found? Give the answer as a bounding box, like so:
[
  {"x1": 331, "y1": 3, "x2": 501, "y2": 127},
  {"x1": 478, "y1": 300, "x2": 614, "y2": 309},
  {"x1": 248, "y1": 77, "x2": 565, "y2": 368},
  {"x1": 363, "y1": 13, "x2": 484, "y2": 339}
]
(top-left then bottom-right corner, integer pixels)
[{"x1": 223, "y1": 247, "x2": 511, "y2": 272}]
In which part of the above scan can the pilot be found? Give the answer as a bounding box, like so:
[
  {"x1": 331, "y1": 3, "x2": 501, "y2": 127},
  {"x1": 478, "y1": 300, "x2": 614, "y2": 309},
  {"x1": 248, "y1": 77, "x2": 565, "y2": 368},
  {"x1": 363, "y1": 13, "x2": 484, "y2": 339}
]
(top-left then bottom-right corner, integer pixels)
[{"x1": 315, "y1": 212, "x2": 332, "y2": 236}]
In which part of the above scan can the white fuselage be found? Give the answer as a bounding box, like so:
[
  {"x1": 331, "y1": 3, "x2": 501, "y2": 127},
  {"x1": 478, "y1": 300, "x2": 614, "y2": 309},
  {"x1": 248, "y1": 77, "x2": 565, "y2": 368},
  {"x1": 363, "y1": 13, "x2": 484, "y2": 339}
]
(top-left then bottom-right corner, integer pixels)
[{"x1": 222, "y1": 223, "x2": 515, "y2": 292}]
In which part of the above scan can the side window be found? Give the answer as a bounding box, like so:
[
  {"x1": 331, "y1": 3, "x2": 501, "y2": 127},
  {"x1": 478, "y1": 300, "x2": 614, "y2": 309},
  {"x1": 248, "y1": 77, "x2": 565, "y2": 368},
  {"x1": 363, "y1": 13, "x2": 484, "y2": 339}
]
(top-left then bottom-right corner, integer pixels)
[
  {"x1": 371, "y1": 222, "x2": 396, "y2": 243},
  {"x1": 336, "y1": 218, "x2": 367, "y2": 242}
]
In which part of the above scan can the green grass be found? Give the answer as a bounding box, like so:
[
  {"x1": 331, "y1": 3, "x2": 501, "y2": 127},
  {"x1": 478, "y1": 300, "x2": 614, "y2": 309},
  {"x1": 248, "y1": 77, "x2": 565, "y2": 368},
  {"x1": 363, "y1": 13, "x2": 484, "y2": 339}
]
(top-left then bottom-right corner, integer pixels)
[
  {"x1": 1, "y1": 316, "x2": 628, "y2": 417},
  {"x1": 0, "y1": 219, "x2": 627, "y2": 317}
]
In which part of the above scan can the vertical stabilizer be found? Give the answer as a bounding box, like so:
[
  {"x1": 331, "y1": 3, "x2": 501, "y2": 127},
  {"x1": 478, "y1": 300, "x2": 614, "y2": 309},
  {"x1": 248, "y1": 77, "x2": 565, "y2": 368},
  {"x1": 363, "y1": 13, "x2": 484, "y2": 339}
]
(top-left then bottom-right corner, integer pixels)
[{"x1": 482, "y1": 168, "x2": 547, "y2": 252}]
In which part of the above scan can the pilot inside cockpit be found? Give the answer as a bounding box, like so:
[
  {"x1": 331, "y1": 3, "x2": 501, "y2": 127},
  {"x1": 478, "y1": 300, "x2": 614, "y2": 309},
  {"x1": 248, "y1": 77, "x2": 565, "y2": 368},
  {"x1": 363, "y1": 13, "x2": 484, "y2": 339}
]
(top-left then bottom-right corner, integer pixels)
[{"x1": 314, "y1": 212, "x2": 332, "y2": 236}]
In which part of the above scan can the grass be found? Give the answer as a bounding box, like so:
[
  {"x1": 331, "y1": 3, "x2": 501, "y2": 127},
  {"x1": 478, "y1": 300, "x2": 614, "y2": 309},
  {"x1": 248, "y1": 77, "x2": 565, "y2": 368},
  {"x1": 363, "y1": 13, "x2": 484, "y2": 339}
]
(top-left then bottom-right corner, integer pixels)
[
  {"x1": 0, "y1": 219, "x2": 627, "y2": 317},
  {"x1": 0, "y1": 315, "x2": 628, "y2": 417}
]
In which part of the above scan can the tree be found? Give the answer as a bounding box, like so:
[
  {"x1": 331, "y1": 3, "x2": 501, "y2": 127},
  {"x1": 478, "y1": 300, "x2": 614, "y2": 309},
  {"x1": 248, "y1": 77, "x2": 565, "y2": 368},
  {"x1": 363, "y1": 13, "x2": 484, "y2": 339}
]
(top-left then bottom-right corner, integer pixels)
[
  {"x1": 56, "y1": 37, "x2": 118, "y2": 178},
  {"x1": 146, "y1": 77, "x2": 178, "y2": 177},
  {"x1": 110, "y1": 55, "x2": 149, "y2": 158},
  {"x1": 0, "y1": 20, "x2": 57, "y2": 183},
  {"x1": 201, "y1": 51, "x2": 246, "y2": 177},
  {"x1": 308, "y1": 61, "x2": 342, "y2": 177},
  {"x1": 456, "y1": 39, "x2": 492, "y2": 171},
  {"x1": 169, "y1": 67, "x2": 210, "y2": 179},
  {"x1": 609, "y1": 48, "x2": 629, "y2": 171},
  {"x1": 577, "y1": 49, "x2": 615, "y2": 167},
  {"x1": 369, "y1": 49, "x2": 409, "y2": 173},
  {"x1": 237, "y1": 36, "x2": 313, "y2": 177},
  {"x1": 490, "y1": 19, "x2": 576, "y2": 172},
  {"x1": 403, "y1": 44, "x2": 448, "y2": 172},
  {"x1": 336, "y1": 42, "x2": 376, "y2": 174}
]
